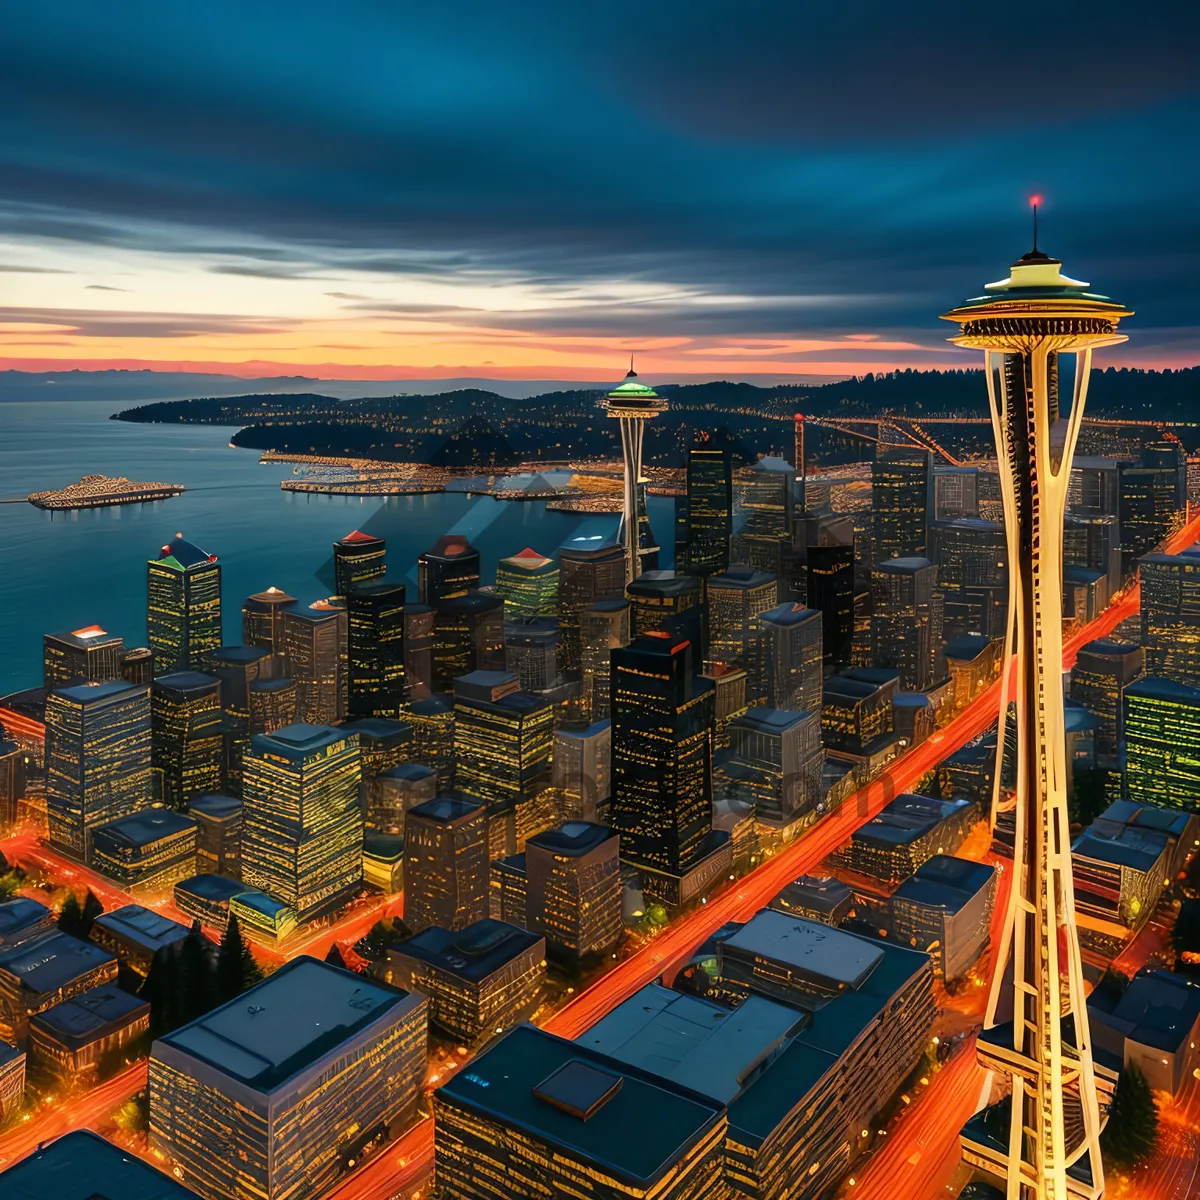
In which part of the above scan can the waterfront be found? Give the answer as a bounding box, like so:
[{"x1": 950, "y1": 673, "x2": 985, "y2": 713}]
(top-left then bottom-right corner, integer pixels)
[{"x1": 0, "y1": 400, "x2": 673, "y2": 693}]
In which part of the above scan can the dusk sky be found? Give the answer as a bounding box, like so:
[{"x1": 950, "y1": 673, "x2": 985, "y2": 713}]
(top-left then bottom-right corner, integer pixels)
[{"x1": 1, "y1": 2, "x2": 1198, "y2": 382}]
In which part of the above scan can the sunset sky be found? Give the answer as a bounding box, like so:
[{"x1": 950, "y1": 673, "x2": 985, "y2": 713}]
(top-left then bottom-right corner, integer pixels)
[{"x1": 1, "y1": 2, "x2": 1198, "y2": 383}]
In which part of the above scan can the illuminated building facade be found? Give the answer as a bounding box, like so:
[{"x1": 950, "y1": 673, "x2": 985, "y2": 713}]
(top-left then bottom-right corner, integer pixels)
[
  {"x1": 626, "y1": 569, "x2": 705, "y2": 662},
  {"x1": 805, "y1": 542, "x2": 855, "y2": 670},
  {"x1": 0, "y1": 1043, "x2": 23, "y2": 1125},
  {"x1": 1124, "y1": 675, "x2": 1200, "y2": 812},
  {"x1": 754, "y1": 602, "x2": 822, "y2": 715},
  {"x1": 557, "y1": 534, "x2": 627, "y2": 675},
  {"x1": 706, "y1": 569, "x2": 777, "y2": 668},
  {"x1": 281, "y1": 600, "x2": 343, "y2": 724},
  {"x1": 497, "y1": 546, "x2": 559, "y2": 618},
  {"x1": 173, "y1": 873, "x2": 252, "y2": 934},
  {"x1": 676, "y1": 445, "x2": 733, "y2": 577},
  {"x1": 942, "y1": 244, "x2": 1132, "y2": 1198},
  {"x1": 872, "y1": 445, "x2": 930, "y2": 561},
  {"x1": 725, "y1": 707, "x2": 823, "y2": 830},
  {"x1": 346, "y1": 579, "x2": 406, "y2": 718},
  {"x1": 434, "y1": 1022, "x2": 728, "y2": 1200},
  {"x1": 0, "y1": 931, "x2": 117, "y2": 1044},
  {"x1": 90, "y1": 808, "x2": 199, "y2": 892},
  {"x1": 240, "y1": 723, "x2": 363, "y2": 922},
  {"x1": 933, "y1": 465, "x2": 979, "y2": 519},
  {"x1": 249, "y1": 676, "x2": 297, "y2": 735},
  {"x1": 147, "y1": 535, "x2": 222, "y2": 673},
  {"x1": 770, "y1": 874, "x2": 853, "y2": 924},
  {"x1": 1070, "y1": 639, "x2": 1143, "y2": 767},
  {"x1": 89, "y1": 903, "x2": 189, "y2": 979},
  {"x1": 43, "y1": 625, "x2": 124, "y2": 690},
  {"x1": 1063, "y1": 513, "x2": 1122, "y2": 600},
  {"x1": 525, "y1": 821, "x2": 622, "y2": 961},
  {"x1": 339, "y1": 716, "x2": 410, "y2": 814},
  {"x1": 929, "y1": 516, "x2": 1008, "y2": 640},
  {"x1": 120, "y1": 645, "x2": 155, "y2": 685},
  {"x1": 150, "y1": 957, "x2": 427, "y2": 1200},
  {"x1": 945, "y1": 633, "x2": 1001, "y2": 711},
  {"x1": 404, "y1": 692, "x2": 456, "y2": 791},
  {"x1": 579, "y1": 597, "x2": 629, "y2": 719},
  {"x1": 381, "y1": 918, "x2": 544, "y2": 1043},
  {"x1": 403, "y1": 602, "x2": 436, "y2": 700},
  {"x1": 241, "y1": 586, "x2": 296, "y2": 659},
  {"x1": 871, "y1": 556, "x2": 944, "y2": 691},
  {"x1": 1140, "y1": 548, "x2": 1200, "y2": 687},
  {"x1": 0, "y1": 737, "x2": 27, "y2": 830},
  {"x1": 1120, "y1": 442, "x2": 1186, "y2": 560},
  {"x1": 419, "y1": 533, "x2": 481, "y2": 603},
  {"x1": 731, "y1": 456, "x2": 796, "y2": 581},
  {"x1": 333, "y1": 528, "x2": 386, "y2": 596},
  {"x1": 204, "y1": 644, "x2": 270, "y2": 794},
  {"x1": 702, "y1": 662, "x2": 750, "y2": 752},
  {"x1": 820, "y1": 670, "x2": 896, "y2": 756},
  {"x1": 404, "y1": 795, "x2": 489, "y2": 932},
  {"x1": 151, "y1": 671, "x2": 223, "y2": 810},
  {"x1": 551, "y1": 721, "x2": 611, "y2": 821},
  {"x1": 28, "y1": 983, "x2": 149, "y2": 1087},
  {"x1": 504, "y1": 616, "x2": 560, "y2": 692},
  {"x1": 45, "y1": 679, "x2": 151, "y2": 861},
  {"x1": 0, "y1": 898, "x2": 55, "y2": 951},
  {"x1": 432, "y1": 591, "x2": 505, "y2": 693},
  {"x1": 188, "y1": 792, "x2": 242, "y2": 876}
]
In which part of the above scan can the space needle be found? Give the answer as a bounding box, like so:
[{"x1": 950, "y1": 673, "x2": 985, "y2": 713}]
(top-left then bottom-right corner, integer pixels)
[{"x1": 943, "y1": 204, "x2": 1132, "y2": 1200}]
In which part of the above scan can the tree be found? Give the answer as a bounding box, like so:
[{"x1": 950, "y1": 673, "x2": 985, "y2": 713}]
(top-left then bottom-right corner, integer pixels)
[
  {"x1": 1069, "y1": 769, "x2": 1109, "y2": 828},
  {"x1": 57, "y1": 890, "x2": 83, "y2": 936},
  {"x1": 1095, "y1": 967, "x2": 1131, "y2": 1005},
  {"x1": 176, "y1": 920, "x2": 216, "y2": 1025},
  {"x1": 355, "y1": 916, "x2": 411, "y2": 962},
  {"x1": 215, "y1": 915, "x2": 262, "y2": 1004},
  {"x1": 325, "y1": 943, "x2": 351, "y2": 971},
  {"x1": 1101, "y1": 1064, "x2": 1159, "y2": 1167},
  {"x1": 1172, "y1": 898, "x2": 1200, "y2": 977},
  {"x1": 80, "y1": 889, "x2": 104, "y2": 936}
]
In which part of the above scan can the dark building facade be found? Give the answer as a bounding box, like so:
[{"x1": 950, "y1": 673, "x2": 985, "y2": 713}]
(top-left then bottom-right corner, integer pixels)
[
  {"x1": 676, "y1": 446, "x2": 733, "y2": 577},
  {"x1": 347, "y1": 580, "x2": 407, "y2": 718},
  {"x1": 147, "y1": 535, "x2": 222, "y2": 674}
]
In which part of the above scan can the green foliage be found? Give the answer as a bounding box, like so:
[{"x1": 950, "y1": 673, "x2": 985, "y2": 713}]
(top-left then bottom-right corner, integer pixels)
[
  {"x1": 1069, "y1": 769, "x2": 1109, "y2": 828},
  {"x1": 913, "y1": 769, "x2": 940, "y2": 799},
  {"x1": 57, "y1": 890, "x2": 83, "y2": 935},
  {"x1": 1101, "y1": 1064, "x2": 1159, "y2": 1167},
  {"x1": 0, "y1": 870, "x2": 21, "y2": 902},
  {"x1": 215, "y1": 914, "x2": 263, "y2": 1004},
  {"x1": 355, "y1": 916, "x2": 411, "y2": 962}
]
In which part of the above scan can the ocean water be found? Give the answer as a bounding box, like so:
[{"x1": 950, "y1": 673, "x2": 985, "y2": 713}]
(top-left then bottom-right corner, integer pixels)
[{"x1": 0, "y1": 400, "x2": 674, "y2": 693}]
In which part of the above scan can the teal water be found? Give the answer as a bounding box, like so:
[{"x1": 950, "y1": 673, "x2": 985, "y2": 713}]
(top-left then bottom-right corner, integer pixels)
[{"x1": 0, "y1": 401, "x2": 673, "y2": 693}]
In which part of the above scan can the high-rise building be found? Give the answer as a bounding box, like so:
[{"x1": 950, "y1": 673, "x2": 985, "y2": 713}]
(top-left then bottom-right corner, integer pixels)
[
  {"x1": 579, "y1": 597, "x2": 629, "y2": 720},
  {"x1": 1124, "y1": 675, "x2": 1200, "y2": 813},
  {"x1": 932, "y1": 466, "x2": 979, "y2": 519},
  {"x1": 942, "y1": 242, "x2": 1131, "y2": 1198},
  {"x1": 150, "y1": 671, "x2": 223, "y2": 810},
  {"x1": 281, "y1": 601, "x2": 343, "y2": 724},
  {"x1": 45, "y1": 680, "x2": 151, "y2": 861},
  {"x1": 404, "y1": 693, "x2": 456, "y2": 792},
  {"x1": 419, "y1": 534, "x2": 481, "y2": 604},
  {"x1": 705, "y1": 569, "x2": 777, "y2": 667},
  {"x1": 551, "y1": 722, "x2": 611, "y2": 821},
  {"x1": 806, "y1": 542, "x2": 855, "y2": 670},
  {"x1": 332, "y1": 529, "x2": 386, "y2": 596},
  {"x1": 43, "y1": 626, "x2": 124, "y2": 690},
  {"x1": 871, "y1": 557, "x2": 944, "y2": 691},
  {"x1": 929, "y1": 517, "x2": 1008, "y2": 641},
  {"x1": 496, "y1": 547, "x2": 558, "y2": 619},
  {"x1": 702, "y1": 662, "x2": 750, "y2": 752},
  {"x1": 120, "y1": 646, "x2": 155, "y2": 686},
  {"x1": 557, "y1": 534, "x2": 626, "y2": 675},
  {"x1": 731, "y1": 456, "x2": 797, "y2": 581},
  {"x1": 240, "y1": 724, "x2": 363, "y2": 922},
  {"x1": 676, "y1": 445, "x2": 733, "y2": 576},
  {"x1": 432, "y1": 591, "x2": 505, "y2": 692},
  {"x1": 147, "y1": 534, "x2": 222, "y2": 674},
  {"x1": 404, "y1": 795, "x2": 489, "y2": 932},
  {"x1": 188, "y1": 792, "x2": 242, "y2": 877},
  {"x1": 0, "y1": 736, "x2": 27, "y2": 830},
  {"x1": 346, "y1": 580, "x2": 406, "y2": 717},
  {"x1": 205, "y1": 645, "x2": 271, "y2": 793},
  {"x1": 404, "y1": 602, "x2": 436, "y2": 700},
  {"x1": 1120, "y1": 441, "x2": 1186, "y2": 561},
  {"x1": 1063, "y1": 513, "x2": 1122, "y2": 600},
  {"x1": 725, "y1": 707, "x2": 823, "y2": 829},
  {"x1": 1070, "y1": 640, "x2": 1144, "y2": 766},
  {"x1": 754, "y1": 603, "x2": 823, "y2": 715},
  {"x1": 1070, "y1": 455, "x2": 1120, "y2": 517},
  {"x1": 873, "y1": 446, "x2": 930, "y2": 561},
  {"x1": 1140, "y1": 547, "x2": 1200, "y2": 686},
  {"x1": 241, "y1": 586, "x2": 296, "y2": 658},
  {"x1": 504, "y1": 616, "x2": 560, "y2": 692},
  {"x1": 150, "y1": 957, "x2": 426, "y2": 1200},
  {"x1": 89, "y1": 808, "x2": 199, "y2": 892},
  {"x1": 525, "y1": 821, "x2": 623, "y2": 961},
  {"x1": 626, "y1": 570, "x2": 705, "y2": 664},
  {"x1": 369, "y1": 762, "x2": 436, "y2": 835},
  {"x1": 604, "y1": 367, "x2": 668, "y2": 583},
  {"x1": 249, "y1": 676, "x2": 297, "y2": 735}
]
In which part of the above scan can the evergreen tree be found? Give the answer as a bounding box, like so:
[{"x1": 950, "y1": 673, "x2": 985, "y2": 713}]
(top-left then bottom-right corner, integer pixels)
[
  {"x1": 58, "y1": 890, "x2": 83, "y2": 936},
  {"x1": 1095, "y1": 967, "x2": 1130, "y2": 1005},
  {"x1": 177, "y1": 920, "x2": 216, "y2": 1025},
  {"x1": 325, "y1": 942, "x2": 351, "y2": 971},
  {"x1": 1101, "y1": 1064, "x2": 1159, "y2": 1167},
  {"x1": 80, "y1": 889, "x2": 104, "y2": 936},
  {"x1": 140, "y1": 946, "x2": 180, "y2": 1036},
  {"x1": 215, "y1": 914, "x2": 262, "y2": 1004},
  {"x1": 1173, "y1": 898, "x2": 1200, "y2": 976}
]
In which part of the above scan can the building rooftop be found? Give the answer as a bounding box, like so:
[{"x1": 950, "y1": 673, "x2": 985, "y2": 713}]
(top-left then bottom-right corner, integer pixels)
[
  {"x1": 363, "y1": 831, "x2": 405, "y2": 861},
  {"x1": 1089, "y1": 970, "x2": 1200, "y2": 1054},
  {"x1": 188, "y1": 793, "x2": 242, "y2": 819},
  {"x1": 0, "y1": 931, "x2": 115, "y2": 996},
  {"x1": 230, "y1": 891, "x2": 293, "y2": 922},
  {"x1": 876, "y1": 556, "x2": 934, "y2": 574},
  {"x1": 1126, "y1": 675, "x2": 1200, "y2": 704},
  {"x1": 558, "y1": 533, "x2": 623, "y2": 559},
  {"x1": 760, "y1": 602, "x2": 819, "y2": 628},
  {"x1": 500, "y1": 547, "x2": 553, "y2": 570},
  {"x1": 176, "y1": 873, "x2": 251, "y2": 905},
  {"x1": 91, "y1": 807, "x2": 197, "y2": 852},
  {"x1": 251, "y1": 722, "x2": 348, "y2": 758},
  {"x1": 437, "y1": 1023, "x2": 724, "y2": 1188},
  {"x1": 154, "y1": 535, "x2": 217, "y2": 571},
  {"x1": 731, "y1": 707, "x2": 810, "y2": 735},
  {"x1": 47, "y1": 626, "x2": 122, "y2": 649},
  {"x1": 409, "y1": 795, "x2": 485, "y2": 825},
  {"x1": 721, "y1": 909, "x2": 883, "y2": 990},
  {"x1": 244, "y1": 586, "x2": 296, "y2": 607},
  {"x1": 424, "y1": 534, "x2": 476, "y2": 559},
  {"x1": 853, "y1": 794, "x2": 972, "y2": 849},
  {"x1": 1073, "y1": 817, "x2": 1171, "y2": 874},
  {"x1": 53, "y1": 678, "x2": 143, "y2": 705},
  {"x1": 588, "y1": 596, "x2": 630, "y2": 614},
  {"x1": 892, "y1": 855, "x2": 996, "y2": 913},
  {"x1": 406, "y1": 693, "x2": 455, "y2": 717},
  {"x1": 709, "y1": 569, "x2": 776, "y2": 591},
  {"x1": 527, "y1": 822, "x2": 614, "y2": 857},
  {"x1": 153, "y1": 671, "x2": 220, "y2": 693},
  {"x1": 92, "y1": 905, "x2": 189, "y2": 953},
  {"x1": 0, "y1": 1129, "x2": 196, "y2": 1199},
  {"x1": 0, "y1": 897, "x2": 52, "y2": 941},
  {"x1": 1099, "y1": 800, "x2": 1193, "y2": 840},
  {"x1": 771, "y1": 875, "x2": 853, "y2": 917},
  {"x1": 32, "y1": 984, "x2": 149, "y2": 1049},
  {"x1": 336, "y1": 529, "x2": 383, "y2": 546},
  {"x1": 380, "y1": 762, "x2": 437, "y2": 784},
  {"x1": 1076, "y1": 639, "x2": 1141, "y2": 660},
  {"x1": 392, "y1": 918, "x2": 542, "y2": 982},
  {"x1": 944, "y1": 633, "x2": 994, "y2": 663},
  {"x1": 156, "y1": 956, "x2": 413, "y2": 1092},
  {"x1": 337, "y1": 716, "x2": 410, "y2": 743},
  {"x1": 207, "y1": 644, "x2": 271, "y2": 667}
]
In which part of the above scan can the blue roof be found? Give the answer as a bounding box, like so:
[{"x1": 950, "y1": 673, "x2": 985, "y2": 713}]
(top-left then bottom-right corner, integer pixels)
[
  {"x1": 1089, "y1": 971, "x2": 1200, "y2": 1054},
  {"x1": 0, "y1": 931, "x2": 114, "y2": 996},
  {"x1": 92, "y1": 905, "x2": 188, "y2": 952},
  {"x1": 392, "y1": 918, "x2": 542, "y2": 982},
  {"x1": 853, "y1": 794, "x2": 972, "y2": 849},
  {"x1": 53, "y1": 679, "x2": 144, "y2": 705},
  {"x1": 92, "y1": 807, "x2": 196, "y2": 851},
  {"x1": 1127, "y1": 675, "x2": 1200, "y2": 704},
  {"x1": 893, "y1": 855, "x2": 995, "y2": 913},
  {"x1": 176, "y1": 873, "x2": 252, "y2": 903},
  {"x1": 944, "y1": 633, "x2": 994, "y2": 662},
  {"x1": 0, "y1": 897, "x2": 52, "y2": 939}
]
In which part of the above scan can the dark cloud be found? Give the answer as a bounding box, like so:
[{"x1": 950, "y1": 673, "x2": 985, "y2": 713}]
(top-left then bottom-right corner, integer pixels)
[
  {"x1": 210, "y1": 263, "x2": 330, "y2": 280},
  {"x1": 84, "y1": 283, "x2": 129, "y2": 291},
  {"x1": 0, "y1": 263, "x2": 68, "y2": 273},
  {"x1": 0, "y1": 305, "x2": 296, "y2": 338}
]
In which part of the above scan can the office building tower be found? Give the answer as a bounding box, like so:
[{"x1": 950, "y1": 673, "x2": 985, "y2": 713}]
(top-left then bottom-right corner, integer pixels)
[
  {"x1": 702, "y1": 663, "x2": 749, "y2": 752},
  {"x1": 579, "y1": 597, "x2": 629, "y2": 720},
  {"x1": 346, "y1": 580, "x2": 406, "y2": 718},
  {"x1": 1063, "y1": 513, "x2": 1122, "y2": 599},
  {"x1": 147, "y1": 534, "x2": 222, "y2": 674},
  {"x1": 497, "y1": 547, "x2": 558, "y2": 619},
  {"x1": 557, "y1": 534, "x2": 627, "y2": 675},
  {"x1": 706, "y1": 569, "x2": 777, "y2": 667},
  {"x1": 150, "y1": 671, "x2": 223, "y2": 810},
  {"x1": 45, "y1": 680, "x2": 151, "y2": 861},
  {"x1": 821, "y1": 669, "x2": 897, "y2": 756},
  {"x1": 241, "y1": 724, "x2": 363, "y2": 922},
  {"x1": 504, "y1": 616, "x2": 560, "y2": 692},
  {"x1": 551, "y1": 722, "x2": 611, "y2": 821},
  {"x1": 806, "y1": 543, "x2": 855, "y2": 670},
  {"x1": 0, "y1": 736, "x2": 26, "y2": 830},
  {"x1": 432, "y1": 591, "x2": 505, "y2": 693},
  {"x1": 333, "y1": 529, "x2": 386, "y2": 596},
  {"x1": 604, "y1": 366, "x2": 668, "y2": 584},
  {"x1": 942, "y1": 243, "x2": 1131, "y2": 1198},
  {"x1": 89, "y1": 808, "x2": 199, "y2": 892},
  {"x1": 150, "y1": 957, "x2": 427, "y2": 1200},
  {"x1": 929, "y1": 517, "x2": 1008, "y2": 640},
  {"x1": 873, "y1": 445, "x2": 930, "y2": 561},
  {"x1": 610, "y1": 632, "x2": 728, "y2": 904},
  {"x1": 380, "y1": 918, "x2": 544, "y2": 1044},
  {"x1": 523, "y1": 821, "x2": 622, "y2": 962},
  {"x1": 249, "y1": 676, "x2": 297, "y2": 735},
  {"x1": 188, "y1": 792, "x2": 242, "y2": 877},
  {"x1": 755, "y1": 603, "x2": 823, "y2": 715},
  {"x1": 120, "y1": 646, "x2": 155, "y2": 686},
  {"x1": 434, "y1": 1023, "x2": 727, "y2": 1200},
  {"x1": 626, "y1": 570, "x2": 706, "y2": 666},
  {"x1": 403, "y1": 602, "x2": 436, "y2": 701},
  {"x1": 731, "y1": 456, "x2": 797, "y2": 582},
  {"x1": 1120, "y1": 441, "x2": 1186, "y2": 560},
  {"x1": 945, "y1": 634, "x2": 1002, "y2": 711},
  {"x1": 676, "y1": 445, "x2": 733, "y2": 576},
  {"x1": 205, "y1": 645, "x2": 271, "y2": 792},
  {"x1": 370, "y1": 762, "x2": 436, "y2": 835},
  {"x1": 454, "y1": 671, "x2": 555, "y2": 814},
  {"x1": 404, "y1": 692, "x2": 456, "y2": 791},
  {"x1": 89, "y1": 904, "x2": 189, "y2": 979},
  {"x1": 27, "y1": 983, "x2": 150, "y2": 1088},
  {"x1": 419, "y1": 534, "x2": 481, "y2": 604},
  {"x1": 1070, "y1": 640, "x2": 1143, "y2": 766},
  {"x1": 1124, "y1": 675, "x2": 1200, "y2": 813},
  {"x1": 1070, "y1": 455, "x2": 1120, "y2": 517},
  {"x1": 0, "y1": 1043, "x2": 23, "y2": 1126},
  {"x1": 404, "y1": 796, "x2": 489, "y2": 932},
  {"x1": 241, "y1": 586, "x2": 296, "y2": 660},
  {"x1": 933, "y1": 466, "x2": 979, "y2": 519},
  {"x1": 43, "y1": 626, "x2": 124, "y2": 690},
  {"x1": 1140, "y1": 548, "x2": 1200, "y2": 686},
  {"x1": 871, "y1": 557, "x2": 943, "y2": 691},
  {"x1": 725, "y1": 707, "x2": 823, "y2": 829},
  {"x1": 281, "y1": 601, "x2": 342, "y2": 725}
]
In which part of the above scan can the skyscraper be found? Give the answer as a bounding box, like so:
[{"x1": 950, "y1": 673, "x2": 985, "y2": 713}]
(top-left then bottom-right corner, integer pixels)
[
  {"x1": 557, "y1": 534, "x2": 626, "y2": 675},
  {"x1": 150, "y1": 671, "x2": 223, "y2": 810},
  {"x1": 1124, "y1": 675, "x2": 1200, "y2": 813},
  {"x1": 870, "y1": 557, "x2": 943, "y2": 691},
  {"x1": 604, "y1": 367, "x2": 667, "y2": 584},
  {"x1": 241, "y1": 586, "x2": 296, "y2": 658},
  {"x1": 432, "y1": 591, "x2": 505, "y2": 692},
  {"x1": 346, "y1": 580, "x2": 406, "y2": 717},
  {"x1": 1119, "y1": 441, "x2": 1186, "y2": 561},
  {"x1": 240, "y1": 723, "x2": 363, "y2": 921},
  {"x1": 1140, "y1": 547, "x2": 1200, "y2": 686},
  {"x1": 625, "y1": 570, "x2": 705, "y2": 663},
  {"x1": 943, "y1": 240, "x2": 1131, "y2": 1199},
  {"x1": 147, "y1": 535, "x2": 222, "y2": 674},
  {"x1": 503, "y1": 617, "x2": 560, "y2": 692},
  {"x1": 404, "y1": 603, "x2": 436, "y2": 700},
  {"x1": 404, "y1": 693, "x2": 456, "y2": 792},
  {"x1": 932, "y1": 466, "x2": 979, "y2": 519},
  {"x1": 806, "y1": 542, "x2": 855, "y2": 670},
  {"x1": 705, "y1": 569, "x2": 778, "y2": 668},
  {"x1": 43, "y1": 626, "x2": 125, "y2": 690},
  {"x1": 404, "y1": 796, "x2": 489, "y2": 932},
  {"x1": 332, "y1": 529, "x2": 386, "y2": 596},
  {"x1": 281, "y1": 601, "x2": 342, "y2": 724},
  {"x1": 205, "y1": 644, "x2": 271, "y2": 793},
  {"x1": 929, "y1": 516, "x2": 1008, "y2": 640},
  {"x1": 496, "y1": 547, "x2": 558, "y2": 618},
  {"x1": 873, "y1": 445, "x2": 930, "y2": 561},
  {"x1": 725, "y1": 707, "x2": 824, "y2": 829},
  {"x1": 1063, "y1": 513, "x2": 1122, "y2": 601},
  {"x1": 754, "y1": 603, "x2": 823, "y2": 715},
  {"x1": 579, "y1": 597, "x2": 630, "y2": 720},
  {"x1": 419, "y1": 534, "x2": 481, "y2": 604},
  {"x1": 676, "y1": 445, "x2": 733, "y2": 576},
  {"x1": 1070, "y1": 640, "x2": 1143, "y2": 768},
  {"x1": 731, "y1": 456, "x2": 797, "y2": 581},
  {"x1": 45, "y1": 680, "x2": 151, "y2": 861}
]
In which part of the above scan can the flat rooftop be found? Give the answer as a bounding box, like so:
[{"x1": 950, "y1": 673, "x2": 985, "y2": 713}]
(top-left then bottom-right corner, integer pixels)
[
  {"x1": 392, "y1": 918, "x2": 542, "y2": 982},
  {"x1": 53, "y1": 679, "x2": 143, "y2": 705},
  {"x1": 0, "y1": 897, "x2": 52, "y2": 939},
  {"x1": 176, "y1": 873, "x2": 252, "y2": 904},
  {"x1": 0, "y1": 931, "x2": 115, "y2": 996},
  {"x1": 337, "y1": 717, "x2": 411, "y2": 742},
  {"x1": 1089, "y1": 970, "x2": 1200, "y2": 1054},
  {"x1": 720, "y1": 910, "x2": 883, "y2": 990},
  {"x1": 156, "y1": 956, "x2": 414, "y2": 1092},
  {"x1": 527, "y1": 821, "x2": 614, "y2": 857},
  {"x1": 252, "y1": 722, "x2": 348, "y2": 757},
  {"x1": 188, "y1": 793, "x2": 242, "y2": 819},
  {"x1": 153, "y1": 671, "x2": 220, "y2": 693},
  {"x1": 33, "y1": 984, "x2": 149, "y2": 1048},
  {"x1": 852, "y1": 794, "x2": 972, "y2": 849},
  {"x1": 92, "y1": 807, "x2": 197, "y2": 851},
  {"x1": 92, "y1": 905, "x2": 189, "y2": 952},
  {"x1": 409, "y1": 795, "x2": 485, "y2": 824},
  {"x1": 892, "y1": 855, "x2": 996, "y2": 913}
]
